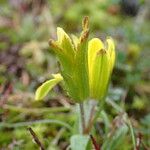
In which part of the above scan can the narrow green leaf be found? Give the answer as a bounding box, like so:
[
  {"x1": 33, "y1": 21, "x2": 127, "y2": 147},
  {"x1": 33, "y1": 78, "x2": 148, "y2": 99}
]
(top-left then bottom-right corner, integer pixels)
[
  {"x1": 127, "y1": 119, "x2": 136, "y2": 150},
  {"x1": 102, "y1": 124, "x2": 128, "y2": 150},
  {"x1": 101, "y1": 110, "x2": 110, "y2": 133},
  {"x1": 35, "y1": 74, "x2": 63, "y2": 100},
  {"x1": 70, "y1": 135, "x2": 91, "y2": 150}
]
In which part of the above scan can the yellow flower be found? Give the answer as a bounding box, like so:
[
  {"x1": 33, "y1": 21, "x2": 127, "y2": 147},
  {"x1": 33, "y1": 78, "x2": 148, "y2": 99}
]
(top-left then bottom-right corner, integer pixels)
[
  {"x1": 35, "y1": 17, "x2": 115, "y2": 102},
  {"x1": 88, "y1": 37, "x2": 115, "y2": 100},
  {"x1": 48, "y1": 17, "x2": 89, "y2": 102}
]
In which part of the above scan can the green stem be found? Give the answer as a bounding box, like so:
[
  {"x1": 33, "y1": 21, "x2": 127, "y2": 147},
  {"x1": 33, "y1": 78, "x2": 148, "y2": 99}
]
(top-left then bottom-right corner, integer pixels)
[
  {"x1": 106, "y1": 98, "x2": 123, "y2": 113},
  {"x1": 85, "y1": 99, "x2": 105, "y2": 134},
  {"x1": 0, "y1": 119, "x2": 72, "y2": 131},
  {"x1": 79, "y1": 103, "x2": 86, "y2": 134},
  {"x1": 3, "y1": 104, "x2": 70, "y2": 114},
  {"x1": 128, "y1": 119, "x2": 136, "y2": 150}
]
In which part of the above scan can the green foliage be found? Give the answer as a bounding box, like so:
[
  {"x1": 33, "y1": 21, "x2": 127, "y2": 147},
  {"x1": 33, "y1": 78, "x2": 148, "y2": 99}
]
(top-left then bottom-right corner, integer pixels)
[
  {"x1": 0, "y1": 0, "x2": 149, "y2": 149},
  {"x1": 70, "y1": 135, "x2": 91, "y2": 150},
  {"x1": 102, "y1": 124, "x2": 129, "y2": 150},
  {"x1": 49, "y1": 22, "x2": 90, "y2": 102}
]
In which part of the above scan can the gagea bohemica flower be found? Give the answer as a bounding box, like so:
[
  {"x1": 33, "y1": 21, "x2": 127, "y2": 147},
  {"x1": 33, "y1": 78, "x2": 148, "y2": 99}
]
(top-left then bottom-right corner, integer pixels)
[{"x1": 35, "y1": 17, "x2": 115, "y2": 102}]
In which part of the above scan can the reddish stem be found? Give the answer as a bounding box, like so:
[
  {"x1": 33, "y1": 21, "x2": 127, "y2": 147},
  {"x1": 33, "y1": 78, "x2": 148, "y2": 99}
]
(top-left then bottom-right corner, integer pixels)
[{"x1": 90, "y1": 134, "x2": 100, "y2": 150}]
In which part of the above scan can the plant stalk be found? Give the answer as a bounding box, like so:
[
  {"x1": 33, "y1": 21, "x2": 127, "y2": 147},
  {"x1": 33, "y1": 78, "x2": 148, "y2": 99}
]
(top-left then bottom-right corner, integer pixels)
[
  {"x1": 79, "y1": 103, "x2": 86, "y2": 134},
  {"x1": 86, "y1": 99, "x2": 105, "y2": 134}
]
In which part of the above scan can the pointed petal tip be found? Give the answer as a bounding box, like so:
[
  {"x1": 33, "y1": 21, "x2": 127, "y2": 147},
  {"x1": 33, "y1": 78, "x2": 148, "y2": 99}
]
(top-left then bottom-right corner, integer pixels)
[
  {"x1": 106, "y1": 37, "x2": 115, "y2": 47},
  {"x1": 52, "y1": 73, "x2": 63, "y2": 80}
]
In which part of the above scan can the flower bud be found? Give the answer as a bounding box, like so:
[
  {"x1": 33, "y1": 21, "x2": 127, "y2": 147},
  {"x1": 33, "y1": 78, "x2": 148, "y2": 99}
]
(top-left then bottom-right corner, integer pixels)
[
  {"x1": 36, "y1": 17, "x2": 116, "y2": 102},
  {"x1": 88, "y1": 38, "x2": 115, "y2": 100},
  {"x1": 49, "y1": 24, "x2": 89, "y2": 102}
]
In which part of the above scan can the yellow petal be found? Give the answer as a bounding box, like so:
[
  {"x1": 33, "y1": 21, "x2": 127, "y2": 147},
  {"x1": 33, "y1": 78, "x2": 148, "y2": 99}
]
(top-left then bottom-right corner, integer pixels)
[
  {"x1": 88, "y1": 38, "x2": 104, "y2": 89},
  {"x1": 35, "y1": 73, "x2": 63, "y2": 100},
  {"x1": 57, "y1": 27, "x2": 70, "y2": 45},
  {"x1": 88, "y1": 38, "x2": 105, "y2": 99},
  {"x1": 57, "y1": 27, "x2": 75, "y2": 61},
  {"x1": 106, "y1": 37, "x2": 115, "y2": 72},
  {"x1": 71, "y1": 34, "x2": 79, "y2": 50},
  {"x1": 90, "y1": 49, "x2": 110, "y2": 100},
  {"x1": 90, "y1": 50, "x2": 103, "y2": 98},
  {"x1": 98, "y1": 51, "x2": 110, "y2": 99}
]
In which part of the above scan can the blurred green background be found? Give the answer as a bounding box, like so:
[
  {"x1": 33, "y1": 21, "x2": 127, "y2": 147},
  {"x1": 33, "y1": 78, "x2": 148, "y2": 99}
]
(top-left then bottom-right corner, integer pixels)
[{"x1": 0, "y1": 0, "x2": 149, "y2": 149}]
